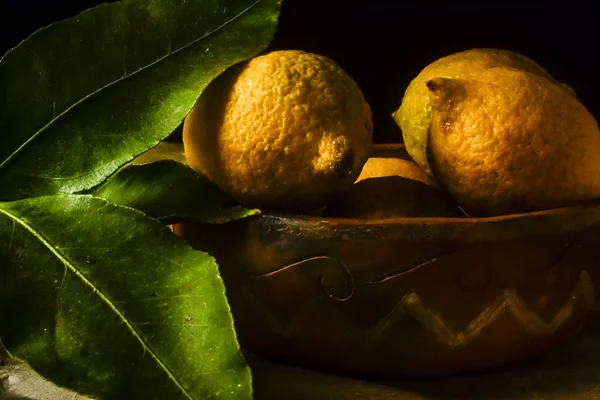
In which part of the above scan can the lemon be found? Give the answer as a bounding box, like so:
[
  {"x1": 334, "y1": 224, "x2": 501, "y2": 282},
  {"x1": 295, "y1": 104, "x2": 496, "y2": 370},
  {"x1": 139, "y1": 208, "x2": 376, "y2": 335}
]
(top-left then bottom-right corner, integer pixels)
[
  {"x1": 393, "y1": 48, "x2": 575, "y2": 174},
  {"x1": 323, "y1": 157, "x2": 463, "y2": 219},
  {"x1": 426, "y1": 67, "x2": 600, "y2": 216},
  {"x1": 183, "y1": 50, "x2": 373, "y2": 211},
  {"x1": 356, "y1": 157, "x2": 439, "y2": 188}
]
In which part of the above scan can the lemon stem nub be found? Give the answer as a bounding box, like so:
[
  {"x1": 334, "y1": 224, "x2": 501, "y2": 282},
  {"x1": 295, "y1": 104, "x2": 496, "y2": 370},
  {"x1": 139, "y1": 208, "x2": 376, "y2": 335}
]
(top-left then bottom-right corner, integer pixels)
[{"x1": 426, "y1": 78, "x2": 465, "y2": 110}]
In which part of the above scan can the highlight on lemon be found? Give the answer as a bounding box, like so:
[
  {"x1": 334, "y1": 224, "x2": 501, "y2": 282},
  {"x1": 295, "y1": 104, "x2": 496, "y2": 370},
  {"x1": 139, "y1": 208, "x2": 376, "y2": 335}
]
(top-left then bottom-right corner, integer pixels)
[
  {"x1": 393, "y1": 48, "x2": 576, "y2": 175},
  {"x1": 183, "y1": 49, "x2": 373, "y2": 212}
]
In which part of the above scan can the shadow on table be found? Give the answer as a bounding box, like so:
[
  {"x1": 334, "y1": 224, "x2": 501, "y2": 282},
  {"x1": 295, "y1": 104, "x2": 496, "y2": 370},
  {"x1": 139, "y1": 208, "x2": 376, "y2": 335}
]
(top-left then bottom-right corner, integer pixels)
[{"x1": 384, "y1": 333, "x2": 600, "y2": 399}]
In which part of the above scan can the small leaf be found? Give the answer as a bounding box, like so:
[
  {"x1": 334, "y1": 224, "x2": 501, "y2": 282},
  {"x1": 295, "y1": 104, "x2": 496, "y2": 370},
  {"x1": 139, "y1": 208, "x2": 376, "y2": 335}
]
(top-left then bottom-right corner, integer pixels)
[
  {"x1": 126, "y1": 141, "x2": 190, "y2": 167},
  {"x1": 88, "y1": 159, "x2": 260, "y2": 223},
  {"x1": 0, "y1": 194, "x2": 252, "y2": 399},
  {"x1": 0, "y1": 0, "x2": 281, "y2": 201}
]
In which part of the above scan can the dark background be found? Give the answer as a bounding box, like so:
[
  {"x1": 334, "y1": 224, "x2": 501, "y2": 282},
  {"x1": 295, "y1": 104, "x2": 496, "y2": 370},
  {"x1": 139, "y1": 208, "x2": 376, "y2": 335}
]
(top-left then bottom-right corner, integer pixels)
[{"x1": 1, "y1": 1, "x2": 598, "y2": 143}]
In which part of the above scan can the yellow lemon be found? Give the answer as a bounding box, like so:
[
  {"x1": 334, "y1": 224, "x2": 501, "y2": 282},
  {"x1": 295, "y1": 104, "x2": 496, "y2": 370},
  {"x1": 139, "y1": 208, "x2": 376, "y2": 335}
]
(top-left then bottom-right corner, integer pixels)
[
  {"x1": 426, "y1": 67, "x2": 600, "y2": 216},
  {"x1": 323, "y1": 157, "x2": 463, "y2": 219},
  {"x1": 183, "y1": 50, "x2": 373, "y2": 211},
  {"x1": 393, "y1": 48, "x2": 575, "y2": 175},
  {"x1": 356, "y1": 157, "x2": 439, "y2": 188}
]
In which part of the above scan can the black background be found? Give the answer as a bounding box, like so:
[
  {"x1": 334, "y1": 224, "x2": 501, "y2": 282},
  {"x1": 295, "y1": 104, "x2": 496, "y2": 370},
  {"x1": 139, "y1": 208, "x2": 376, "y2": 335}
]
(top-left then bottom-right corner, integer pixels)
[{"x1": 1, "y1": 1, "x2": 598, "y2": 143}]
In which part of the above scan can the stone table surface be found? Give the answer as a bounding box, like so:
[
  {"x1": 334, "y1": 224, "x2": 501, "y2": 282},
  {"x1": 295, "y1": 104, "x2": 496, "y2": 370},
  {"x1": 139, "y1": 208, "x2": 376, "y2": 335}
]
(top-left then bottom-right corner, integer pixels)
[{"x1": 2, "y1": 329, "x2": 600, "y2": 400}]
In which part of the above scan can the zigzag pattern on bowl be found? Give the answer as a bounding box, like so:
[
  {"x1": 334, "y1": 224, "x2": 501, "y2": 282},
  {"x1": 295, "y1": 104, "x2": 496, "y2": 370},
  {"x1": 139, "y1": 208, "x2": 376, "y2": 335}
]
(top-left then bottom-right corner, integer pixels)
[
  {"x1": 382, "y1": 270, "x2": 594, "y2": 347},
  {"x1": 248, "y1": 255, "x2": 595, "y2": 348}
]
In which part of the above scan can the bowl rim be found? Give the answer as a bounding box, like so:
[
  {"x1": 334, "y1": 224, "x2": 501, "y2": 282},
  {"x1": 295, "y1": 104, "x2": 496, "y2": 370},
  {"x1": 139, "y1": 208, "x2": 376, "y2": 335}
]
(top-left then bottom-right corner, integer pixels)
[
  {"x1": 239, "y1": 201, "x2": 600, "y2": 242},
  {"x1": 265, "y1": 201, "x2": 600, "y2": 224},
  {"x1": 154, "y1": 141, "x2": 600, "y2": 240}
]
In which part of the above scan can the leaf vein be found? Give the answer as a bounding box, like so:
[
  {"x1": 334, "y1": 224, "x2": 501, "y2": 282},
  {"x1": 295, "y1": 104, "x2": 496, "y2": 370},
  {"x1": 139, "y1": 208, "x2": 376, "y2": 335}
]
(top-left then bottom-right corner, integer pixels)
[
  {"x1": 134, "y1": 322, "x2": 210, "y2": 328},
  {"x1": 113, "y1": 294, "x2": 206, "y2": 303},
  {"x1": 56, "y1": 246, "x2": 114, "y2": 251},
  {"x1": 8, "y1": 162, "x2": 118, "y2": 181},
  {"x1": 55, "y1": 265, "x2": 69, "y2": 315},
  {"x1": 0, "y1": 0, "x2": 264, "y2": 171},
  {"x1": 8, "y1": 219, "x2": 15, "y2": 250},
  {"x1": 0, "y1": 207, "x2": 194, "y2": 399}
]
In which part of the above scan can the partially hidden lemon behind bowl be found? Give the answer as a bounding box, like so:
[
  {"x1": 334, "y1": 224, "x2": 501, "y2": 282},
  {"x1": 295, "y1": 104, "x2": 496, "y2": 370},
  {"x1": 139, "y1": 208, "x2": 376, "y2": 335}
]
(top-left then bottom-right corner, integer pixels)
[
  {"x1": 323, "y1": 156, "x2": 465, "y2": 219},
  {"x1": 183, "y1": 50, "x2": 373, "y2": 212},
  {"x1": 426, "y1": 67, "x2": 600, "y2": 217},
  {"x1": 356, "y1": 156, "x2": 439, "y2": 188},
  {"x1": 393, "y1": 48, "x2": 576, "y2": 175}
]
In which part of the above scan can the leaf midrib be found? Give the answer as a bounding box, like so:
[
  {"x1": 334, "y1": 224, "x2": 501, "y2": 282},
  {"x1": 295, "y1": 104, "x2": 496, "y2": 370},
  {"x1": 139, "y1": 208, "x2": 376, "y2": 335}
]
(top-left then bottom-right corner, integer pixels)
[
  {"x1": 0, "y1": 201, "x2": 194, "y2": 400},
  {"x1": 0, "y1": 0, "x2": 263, "y2": 171}
]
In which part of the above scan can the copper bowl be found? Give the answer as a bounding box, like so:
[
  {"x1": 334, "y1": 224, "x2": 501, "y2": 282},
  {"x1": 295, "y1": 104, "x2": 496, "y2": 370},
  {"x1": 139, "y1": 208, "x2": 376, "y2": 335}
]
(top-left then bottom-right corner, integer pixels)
[{"x1": 173, "y1": 202, "x2": 600, "y2": 376}]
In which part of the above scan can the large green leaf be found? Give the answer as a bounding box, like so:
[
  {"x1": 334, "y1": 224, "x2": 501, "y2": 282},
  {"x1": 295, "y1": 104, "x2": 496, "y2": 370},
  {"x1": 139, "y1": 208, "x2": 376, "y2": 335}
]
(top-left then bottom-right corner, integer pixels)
[
  {"x1": 0, "y1": 0, "x2": 281, "y2": 201},
  {"x1": 0, "y1": 194, "x2": 252, "y2": 399},
  {"x1": 89, "y1": 159, "x2": 260, "y2": 223}
]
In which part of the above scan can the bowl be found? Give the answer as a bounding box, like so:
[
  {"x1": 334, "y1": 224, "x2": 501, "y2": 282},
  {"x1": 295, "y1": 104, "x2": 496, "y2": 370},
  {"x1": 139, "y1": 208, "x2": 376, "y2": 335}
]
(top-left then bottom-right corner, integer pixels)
[{"x1": 173, "y1": 203, "x2": 600, "y2": 376}]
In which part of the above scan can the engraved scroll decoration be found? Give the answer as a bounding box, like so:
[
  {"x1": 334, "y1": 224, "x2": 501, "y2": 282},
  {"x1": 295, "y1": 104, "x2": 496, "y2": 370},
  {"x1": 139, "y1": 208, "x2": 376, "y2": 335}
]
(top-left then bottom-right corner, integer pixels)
[{"x1": 249, "y1": 250, "x2": 597, "y2": 348}]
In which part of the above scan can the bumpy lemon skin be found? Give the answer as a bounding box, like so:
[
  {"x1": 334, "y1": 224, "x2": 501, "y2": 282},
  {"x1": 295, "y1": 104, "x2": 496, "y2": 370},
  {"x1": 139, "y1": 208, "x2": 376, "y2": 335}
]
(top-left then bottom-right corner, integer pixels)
[
  {"x1": 183, "y1": 50, "x2": 373, "y2": 211},
  {"x1": 394, "y1": 48, "x2": 575, "y2": 175},
  {"x1": 427, "y1": 67, "x2": 600, "y2": 217}
]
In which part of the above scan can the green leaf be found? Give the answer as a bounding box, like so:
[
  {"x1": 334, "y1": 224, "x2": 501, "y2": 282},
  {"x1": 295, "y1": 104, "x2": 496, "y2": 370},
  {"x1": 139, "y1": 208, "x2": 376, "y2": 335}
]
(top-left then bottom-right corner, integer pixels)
[
  {"x1": 0, "y1": 0, "x2": 281, "y2": 201},
  {"x1": 88, "y1": 159, "x2": 260, "y2": 223},
  {"x1": 0, "y1": 194, "x2": 252, "y2": 399}
]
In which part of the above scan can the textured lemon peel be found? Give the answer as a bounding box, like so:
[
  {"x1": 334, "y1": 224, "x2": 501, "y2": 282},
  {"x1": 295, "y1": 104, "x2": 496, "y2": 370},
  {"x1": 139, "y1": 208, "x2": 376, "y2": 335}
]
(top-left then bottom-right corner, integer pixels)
[
  {"x1": 183, "y1": 50, "x2": 373, "y2": 210},
  {"x1": 394, "y1": 48, "x2": 576, "y2": 176}
]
